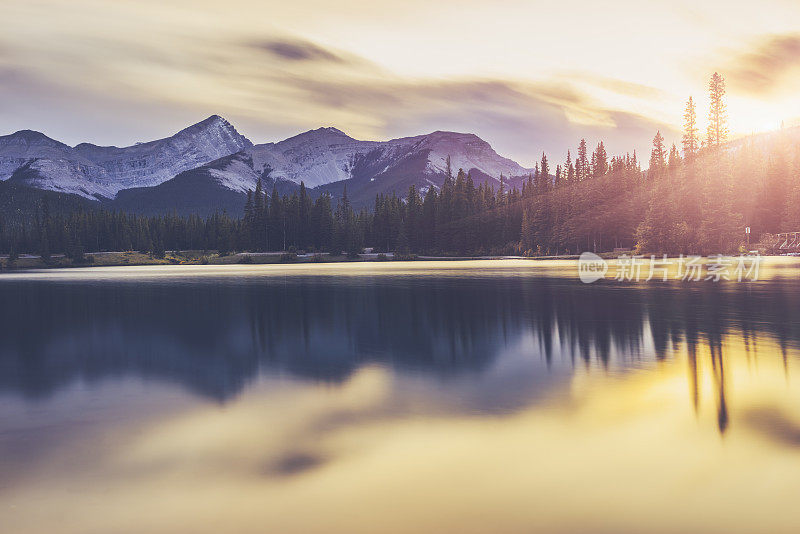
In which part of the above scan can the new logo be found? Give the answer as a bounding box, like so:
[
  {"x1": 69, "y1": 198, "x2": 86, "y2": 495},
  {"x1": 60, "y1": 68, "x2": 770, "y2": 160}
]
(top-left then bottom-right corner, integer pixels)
[{"x1": 577, "y1": 252, "x2": 608, "y2": 283}]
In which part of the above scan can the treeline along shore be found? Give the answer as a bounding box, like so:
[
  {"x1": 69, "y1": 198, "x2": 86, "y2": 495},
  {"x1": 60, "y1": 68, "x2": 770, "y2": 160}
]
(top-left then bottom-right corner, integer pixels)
[{"x1": 1, "y1": 73, "x2": 798, "y2": 268}]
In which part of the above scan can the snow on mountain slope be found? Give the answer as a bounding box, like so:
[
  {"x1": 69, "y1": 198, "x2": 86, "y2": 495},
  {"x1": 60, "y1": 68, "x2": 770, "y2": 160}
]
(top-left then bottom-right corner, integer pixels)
[
  {"x1": 0, "y1": 130, "x2": 87, "y2": 180},
  {"x1": 407, "y1": 131, "x2": 528, "y2": 180},
  {"x1": 0, "y1": 117, "x2": 531, "y2": 205},
  {"x1": 248, "y1": 128, "x2": 381, "y2": 188},
  {"x1": 0, "y1": 116, "x2": 251, "y2": 199},
  {"x1": 236, "y1": 127, "x2": 530, "y2": 192},
  {"x1": 9, "y1": 159, "x2": 116, "y2": 199},
  {"x1": 206, "y1": 153, "x2": 261, "y2": 193},
  {"x1": 73, "y1": 115, "x2": 252, "y2": 191}
]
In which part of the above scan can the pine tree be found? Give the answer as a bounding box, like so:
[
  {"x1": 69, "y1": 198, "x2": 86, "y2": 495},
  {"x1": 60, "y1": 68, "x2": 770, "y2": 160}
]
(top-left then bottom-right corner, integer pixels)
[
  {"x1": 268, "y1": 185, "x2": 281, "y2": 251},
  {"x1": 682, "y1": 96, "x2": 699, "y2": 160},
  {"x1": 668, "y1": 143, "x2": 682, "y2": 171},
  {"x1": 243, "y1": 190, "x2": 254, "y2": 250},
  {"x1": 405, "y1": 185, "x2": 422, "y2": 251},
  {"x1": 38, "y1": 197, "x2": 51, "y2": 260},
  {"x1": 539, "y1": 153, "x2": 550, "y2": 192},
  {"x1": 593, "y1": 142, "x2": 608, "y2": 178},
  {"x1": 520, "y1": 208, "x2": 535, "y2": 254},
  {"x1": 554, "y1": 165, "x2": 564, "y2": 188},
  {"x1": 566, "y1": 150, "x2": 576, "y2": 184},
  {"x1": 564, "y1": 151, "x2": 572, "y2": 182},
  {"x1": 298, "y1": 181, "x2": 312, "y2": 250},
  {"x1": 649, "y1": 131, "x2": 666, "y2": 174},
  {"x1": 707, "y1": 72, "x2": 728, "y2": 148},
  {"x1": 311, "y1": 193, "x2": 334, "y2": 251},
  {"x1": 576, "y1": 139, "x2": 589, "y2": 181},
  {"x1": 334, "y1": 185, "x2": 359, "y2": 256},
  {"x1": 253, "y1": 179, "x2": 266, "y2": 250},
  {"x1": 395, "y1": 226, "x2": 410, "y2": 257}
]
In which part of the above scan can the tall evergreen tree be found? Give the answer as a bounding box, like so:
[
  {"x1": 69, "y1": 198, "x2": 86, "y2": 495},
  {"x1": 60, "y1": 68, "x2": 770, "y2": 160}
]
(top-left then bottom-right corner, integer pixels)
[
  {"x1": 520, "y1": 208, "x2": 535, "y2": 253},
  {"x1": 576, "y1": 139, "x2": 589, "y2": 182},
  {"x1": 707, "y1": 72, "x2": 728, "y2": 148},
  {"x1": 593, "y1": 141, "x2": 608, "y2": 178},
  {"x1": 649, "y1": 131, "x2": 667, "y2": 174},
  {"x1": 682, "y1": 96, "x2": 699, "y2": 160},
  {"x1": 421, "y1": 187, "x2": 437, "y2": 252},
  {"x1": 566, "y1": 150, "x2": 576, "y2": 184},
  {"x1": 38, "y1": 197, "x2": 51, "y2": 259},
  {"x1": 311, "y1": 193, "x2": 334, "y2": 251},
  {"x1": 539, "y1": 153, "x2": 550, "y2": 193},
  {"x1": 668, "y1": 143, "x2": 682, "y2": 171},
  {"x1": 298, "y1": 181, "x2": 312, "y2": 249}
]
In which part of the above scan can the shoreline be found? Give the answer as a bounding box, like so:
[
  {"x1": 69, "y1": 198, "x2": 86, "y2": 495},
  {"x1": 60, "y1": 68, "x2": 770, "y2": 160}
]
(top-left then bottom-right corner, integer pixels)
[
  {"x1": 0, "y1": 250, "x2": 782, "y2": 273},
  {"x1": 0, "y1": 250, "x2": 586, "y2": 272}
]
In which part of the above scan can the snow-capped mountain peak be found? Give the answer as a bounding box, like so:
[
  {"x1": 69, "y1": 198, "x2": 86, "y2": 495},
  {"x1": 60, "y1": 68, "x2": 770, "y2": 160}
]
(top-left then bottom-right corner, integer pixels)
[
  {"x1": 279, "y1": 126, "x2": 357, "y2": 148},
  {"x1": 0, "y1": 130, "x2": 71, "y2": 150},
  {"x1": 211, "y1": 127, "x2": 530, "y2": 193},
  {"x1": 0, "y1": 117, "x2": 532, "y2": 208},
  {"x1": 410, "y1": 130, "x2": 527, "y2": 179},
  {"x1": 1, "y1": 116, "x2": 252, "y2": 199}
]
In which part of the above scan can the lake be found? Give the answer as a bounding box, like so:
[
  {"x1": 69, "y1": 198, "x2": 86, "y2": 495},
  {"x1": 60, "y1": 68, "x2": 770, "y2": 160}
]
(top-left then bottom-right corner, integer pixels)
[{"x1": 1, "y1": 260, "x2": 800, "y2": 533}]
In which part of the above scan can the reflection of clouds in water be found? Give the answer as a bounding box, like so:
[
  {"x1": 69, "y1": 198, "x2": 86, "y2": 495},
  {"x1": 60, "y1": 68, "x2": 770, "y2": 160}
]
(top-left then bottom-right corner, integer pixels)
[
  {"x1": 1, "y1": 263, "x2": 800, "y2": 501},
  {"x1": 743, "y1": 407, "x2": 800, "y2": 447},
  {"x1": 6, "y1": 354, "x2": 800, "y2": 534}
]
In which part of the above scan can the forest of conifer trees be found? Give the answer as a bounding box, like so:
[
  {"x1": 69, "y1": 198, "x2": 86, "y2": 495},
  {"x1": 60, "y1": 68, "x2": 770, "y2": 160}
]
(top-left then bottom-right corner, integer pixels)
[{"x1": 1, "y1": 73, "x2": 798, "y2": 260}]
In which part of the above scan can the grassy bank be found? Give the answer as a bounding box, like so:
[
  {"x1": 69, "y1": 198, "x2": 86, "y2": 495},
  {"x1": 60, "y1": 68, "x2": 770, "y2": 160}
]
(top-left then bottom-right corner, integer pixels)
[
  {"x1": 0, "y1": 250, "x2": 588, "y2": 271},
  {"x1": 0, "y1": 251, "x2": 369, "y2": 270}
]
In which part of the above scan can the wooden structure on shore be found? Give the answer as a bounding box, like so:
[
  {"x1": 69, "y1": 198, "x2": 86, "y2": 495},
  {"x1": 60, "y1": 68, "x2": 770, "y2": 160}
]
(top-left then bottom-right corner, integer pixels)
[{"x1": 773, "y1": 232, "x2": 800, "y2": 253}]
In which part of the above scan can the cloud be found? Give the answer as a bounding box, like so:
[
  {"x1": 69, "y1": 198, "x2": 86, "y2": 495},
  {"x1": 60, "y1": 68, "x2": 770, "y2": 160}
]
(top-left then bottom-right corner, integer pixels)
[
  {"x1": 561, "y1": 72, "x2": 668, "y2": 100},
  {"x1": 277, "y1": 76, "x2": 674, "y2": 164},
  {"x1": 726, "y1": 33, "x2": 800, "y2": 94},
  {"x1": 250, "y1": 38, "x2": 344, "y2": 63},
  {"x1": 0, "y1": 19, "x2": 673, "y2": 166},
  {"x1": 743, "y1": 407, "x2": 800, "y2": 447},
  {"x1": 266, "y1": 452, "x2": 326, "y2": 477}
]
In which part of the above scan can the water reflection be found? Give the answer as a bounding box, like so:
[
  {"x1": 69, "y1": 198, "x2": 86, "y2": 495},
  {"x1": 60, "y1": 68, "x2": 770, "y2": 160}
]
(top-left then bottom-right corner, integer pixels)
[
  {"x1": 1, "y1": 266, "x2": 799, "y2": 424},
  {"x1": 1, "y1": 262, "x2": 800, "y2": 533}
]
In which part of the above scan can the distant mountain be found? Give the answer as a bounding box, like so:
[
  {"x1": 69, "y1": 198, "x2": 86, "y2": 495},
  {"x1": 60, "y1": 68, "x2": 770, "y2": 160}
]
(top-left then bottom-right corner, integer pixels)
[
  {"x1": 0, "y1": 116, "x2": 532, "y2": 214},
  {"x1": 1, "y1": 115, "x2": 251, "y2": 200},
  {"x1": 113, "y1": 152, "x2": 257, "y2": 217},
  {"x1": 238, "y1": 127, "x2": 529, "y2": 191},
  {"x1": 146, "y1": 127, "x2": 533, "y2": 209}
]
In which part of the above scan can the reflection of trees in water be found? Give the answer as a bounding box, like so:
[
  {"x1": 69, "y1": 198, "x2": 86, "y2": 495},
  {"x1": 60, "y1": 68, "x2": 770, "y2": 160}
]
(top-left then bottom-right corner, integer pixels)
[
  {"x1": 0, "y1": 276, "x2": 797, "y2": 429},
  {"x1": 645, "y1": 281, "x2": 800, "y2": 434}
]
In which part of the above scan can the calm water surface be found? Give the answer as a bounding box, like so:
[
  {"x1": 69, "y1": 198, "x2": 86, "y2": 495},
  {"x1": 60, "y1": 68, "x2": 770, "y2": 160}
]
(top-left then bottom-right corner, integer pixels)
[{"x1": 2, "y1": 260, "x2": 800, "y2": 533}]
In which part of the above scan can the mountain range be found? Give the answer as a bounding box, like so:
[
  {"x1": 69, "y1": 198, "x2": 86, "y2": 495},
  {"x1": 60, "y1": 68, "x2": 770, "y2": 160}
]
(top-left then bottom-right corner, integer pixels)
[{"x1": 0, "y1": 115, "x2": 532, "y2": 216}]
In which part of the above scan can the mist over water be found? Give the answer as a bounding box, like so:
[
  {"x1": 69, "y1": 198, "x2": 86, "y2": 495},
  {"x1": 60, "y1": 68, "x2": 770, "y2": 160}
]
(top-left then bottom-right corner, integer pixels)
[{"x1": 1, "y1": 261, "x2": 799, "y2": 533}]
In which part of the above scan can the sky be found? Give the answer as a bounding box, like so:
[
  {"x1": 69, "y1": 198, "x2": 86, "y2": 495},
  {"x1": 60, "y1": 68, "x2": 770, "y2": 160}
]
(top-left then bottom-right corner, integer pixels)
[{"x1": 2, "y1": 0, "x2": 800, "y2": 166}]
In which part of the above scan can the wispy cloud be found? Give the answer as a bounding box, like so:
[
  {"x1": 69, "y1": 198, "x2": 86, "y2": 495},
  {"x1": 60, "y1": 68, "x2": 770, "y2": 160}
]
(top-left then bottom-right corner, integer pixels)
[
  {"x1": 560, "y1": 72, "x2": 668, "y2": 100},
  {"x1": 726, "y1": 33, "x2": 800, "y2": 94},
  {"x1": 284, "y1": 76, "x2": 675, "y2": 162},
  {"x1": 4, "y1": 0, "x2": 800, "y2": 155},
  {"x1": 249, "y1": 38, "x2": 345, "y2": 63},
  {"x1": 0, "y1": 3, "x2": 675, "y2": 165}
]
